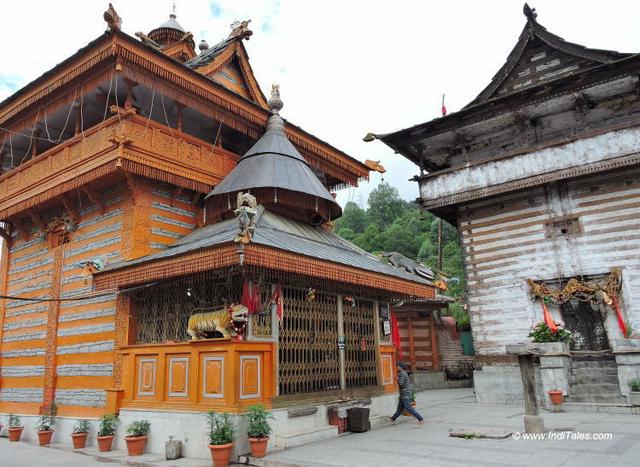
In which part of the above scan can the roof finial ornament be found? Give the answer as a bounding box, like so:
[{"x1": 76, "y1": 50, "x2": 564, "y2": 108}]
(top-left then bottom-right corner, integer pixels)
[
  {"x1": 104, "y1": 3, "x2": 122, "y2": 32},
  {"x1": 523, "y1": 3, "x2": 537, "y2": 23},
  {"x1": 268, "y1": 83, "x2": 283, "y2": 115},
  {"x1": 229, "y1": 20, "x2": 253, "y2": 40}
]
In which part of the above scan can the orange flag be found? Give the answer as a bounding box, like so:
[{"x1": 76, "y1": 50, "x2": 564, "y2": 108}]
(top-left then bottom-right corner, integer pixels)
[{"x1": 541, "y1": 299, "x2": 558, "y2": 333}]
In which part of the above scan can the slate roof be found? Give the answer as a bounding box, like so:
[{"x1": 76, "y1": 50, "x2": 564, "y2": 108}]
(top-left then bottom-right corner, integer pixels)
[
  {"x1": 101, "y1": 207, "x2": 432, "y2": 287},
  {"x1": 185, "y1": 37, "x2": 234, "y2": 69}
]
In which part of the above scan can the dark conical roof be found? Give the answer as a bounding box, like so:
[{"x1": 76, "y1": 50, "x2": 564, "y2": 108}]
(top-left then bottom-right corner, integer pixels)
[
  {"x1": 205, "y1": 85, "x2": 342, "y2": 223},
  {"x1": 157, "y1": 13, "x2": 185, "y2": 32}
]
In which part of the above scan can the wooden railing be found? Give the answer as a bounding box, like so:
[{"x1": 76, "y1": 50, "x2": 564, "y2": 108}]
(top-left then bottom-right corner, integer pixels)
[
  {"x1": 0, "y1": 113, "x2": 239, "y2": 217},
  {"x1": 119, "y1": 339, "x2": 275, "y2": 412}
]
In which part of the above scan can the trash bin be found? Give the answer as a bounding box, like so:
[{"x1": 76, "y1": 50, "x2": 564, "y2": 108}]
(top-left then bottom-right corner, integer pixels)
[{"x1": 347, "y1": 407, "x2": 370, "y2": 433}]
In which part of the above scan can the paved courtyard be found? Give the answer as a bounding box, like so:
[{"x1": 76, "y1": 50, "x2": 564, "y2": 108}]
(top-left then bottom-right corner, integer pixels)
[{"x1": 1, "y1": 388, "x2": 639, "y2": 466}]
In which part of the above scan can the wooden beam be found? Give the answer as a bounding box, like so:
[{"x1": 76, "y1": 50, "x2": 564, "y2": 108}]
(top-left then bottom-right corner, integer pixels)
[
  {"x1": 408, "y1": 313, "x2": 416, "y2": 372},
  {"x1": 430, "y1": 313, "x2": 440, "y2": 371}
]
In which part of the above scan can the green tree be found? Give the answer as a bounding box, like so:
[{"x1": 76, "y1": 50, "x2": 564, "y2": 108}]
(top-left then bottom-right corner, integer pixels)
[
  {"x1": 367, "y1": 182, "x2": 407, "y2": 229},
  {"x1": 334, "y1": 201, "x2": 369, "y2": 234}
]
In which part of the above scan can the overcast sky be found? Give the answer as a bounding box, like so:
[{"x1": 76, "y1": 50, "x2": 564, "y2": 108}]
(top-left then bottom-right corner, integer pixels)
[{"x1": 1, "y1": 0, "x2": 639, "y2": 207}]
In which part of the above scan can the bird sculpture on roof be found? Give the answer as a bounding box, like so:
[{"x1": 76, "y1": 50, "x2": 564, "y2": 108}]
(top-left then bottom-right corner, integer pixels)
[
  {"x1": 103, "y1": 3, "x2": 122, "y2": 32},
  {"x1": 364, "y1": 160, "x2": 386, "y2": 173}
]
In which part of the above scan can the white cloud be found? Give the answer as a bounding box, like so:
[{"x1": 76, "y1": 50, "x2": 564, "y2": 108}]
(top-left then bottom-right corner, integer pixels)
[{"x1": 1, "y1": 0, "x2": 639, "y2": 207}]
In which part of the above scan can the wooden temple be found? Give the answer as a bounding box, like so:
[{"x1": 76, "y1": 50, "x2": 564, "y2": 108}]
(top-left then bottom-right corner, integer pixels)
[
  {"x1": 371, "y1": 3, "x2": 640, "y2": 408},
  {"x1": 0, "y1": 5, "x2": 438, "y2": 454}
]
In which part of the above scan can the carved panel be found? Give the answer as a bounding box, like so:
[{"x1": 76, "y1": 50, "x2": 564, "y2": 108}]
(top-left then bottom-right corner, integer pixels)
[
  {"x1": 381, "y1": 354, "x2": 393, "y2": 386},
  {"x1": 137, "y1": 357, "x2": 157, "y2": 396},
  {"x1": 240, "y1": 355, "x2": 260, "y2": 399},
  {"x1": 167, "y1": 356, "x2": 189, "y2": 397},
  {"x1": 202, "y1": 356, "x2": 224, "y2": 399}
]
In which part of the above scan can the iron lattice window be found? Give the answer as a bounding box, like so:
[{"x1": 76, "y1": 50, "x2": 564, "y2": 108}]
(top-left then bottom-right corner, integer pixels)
[
  {"x1": 133, "y1": 279, "x2": 242, "y2": 344},
  {"x1": 343, "y1": 299, "x2": 378, "y2": 389},
  {"x1": 278, "y1": 287, "x2": 340, "y2": 395}
]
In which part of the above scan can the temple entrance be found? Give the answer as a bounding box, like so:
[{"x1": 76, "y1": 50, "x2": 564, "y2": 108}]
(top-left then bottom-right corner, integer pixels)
[{"x1": 560, "y1": 299, "x2": 609, "y2": 351}]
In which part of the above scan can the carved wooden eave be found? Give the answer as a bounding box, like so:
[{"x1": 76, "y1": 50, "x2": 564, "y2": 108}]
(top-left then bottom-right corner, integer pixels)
[
  {"x1": 92, "y1": 243, "x2": 437, "y2": 300},
  {"x1": 161, "y1": 35, "x2": 197, "y2": 62},
  {"x1": 0, "y1": 31, "x2": 369, "y2": 188}
]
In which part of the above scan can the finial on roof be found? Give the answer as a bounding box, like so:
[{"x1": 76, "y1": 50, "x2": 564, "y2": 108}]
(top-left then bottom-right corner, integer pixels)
[
  {"x1": 229, "y1": 20, "x2": 253, "y2": 40},
  {"x1": 199, "y1": 39, "x2": 209, "y2": 51},
  {"x1": 268, "y1": 83, "x2": 283, "y2": 114},
  {"x1": 523, "y1": 3, "x2": 537, "y2": 23},
  {"x1": 104, "y1": 3, "x2": 122, "y2": 32}
]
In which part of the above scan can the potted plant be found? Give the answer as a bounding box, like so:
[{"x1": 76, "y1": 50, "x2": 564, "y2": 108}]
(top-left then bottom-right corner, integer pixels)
[
  {"x1": 207, "y1": 411, "x2": 234, "y2": 467},
  {"x1": 8, "y1": 414, "x2": 23, "y2": 442},
  {"x1": 97, "y1": 413, "x2": 118, "y2": 452},
  {"x1": 628, "y1": 378, "x2": 640, "y2": 406},
  {"x1": 547, "y1": 389, "x2": 564, "y2": 405},
  {"x1": 36, "y1": 403, "x2": 57, "y2": 446},
  {"x1": 246, "y1": 404, "x2": 273, "y2": 458},
  {"x1": 124, "y1": 420, "x2": 150, "y2": 456},
  {"x1": 71, "y1": 419, "x2": 90, "y2": 449}
]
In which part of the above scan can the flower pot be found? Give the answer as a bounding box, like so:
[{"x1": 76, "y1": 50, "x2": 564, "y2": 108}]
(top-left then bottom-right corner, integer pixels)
[
  {"x1": 8, "y1": 427, "x2": 23, "y2": 442},
  {"x1": 209, "y1": 443, "x2": 233, "y2": 467},
  {"x1": 71, "y1": 432, "x2": 88, "y2": 449},
  {"x1": 38, "y1": 429, "x2": 54, "y2": 446},
  {"x1": 548, "y1": 390, "x2": 564, "y2": 405},
  {"x1": 124, "y1": 435, "x2": 147, "y2": 456},
  {"x1": 249, "y1": 437, "x2": 269, "y2": 458},
  {"x1": 97, "y1": 435, "x2": 114, "y2": 452},
  {"x1": 402, "y1": 401, "x2": 417, "y2": 416}
]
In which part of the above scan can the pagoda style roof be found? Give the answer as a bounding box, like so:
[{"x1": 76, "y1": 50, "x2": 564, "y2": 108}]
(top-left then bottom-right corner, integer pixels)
[
  {"x1": 95, "y1": 207, "x2": 435, "y2": 297},
  {"x1": 467, "y1": 3, "x2": 630, "y2": 107},
  {"x1": 206, "y1": 86, "x2": 342, "y2": 223}
]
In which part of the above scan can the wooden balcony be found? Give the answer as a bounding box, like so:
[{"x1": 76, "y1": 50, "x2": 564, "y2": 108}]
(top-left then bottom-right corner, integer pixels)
[
  {"x1": 0, "y1": 113, "x2": 239, "y2": 219},
  {"x1": 118, "y1": 339, "x2": 275, "y2": 412}
]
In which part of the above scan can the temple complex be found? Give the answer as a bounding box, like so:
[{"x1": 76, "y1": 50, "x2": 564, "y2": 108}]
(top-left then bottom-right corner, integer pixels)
[
  {"x1": 0, "y1": 5, "x2": 439, "y2": 458},
  {"x1": 372, "y1": 4, "x2": 640, "y2": 409}
]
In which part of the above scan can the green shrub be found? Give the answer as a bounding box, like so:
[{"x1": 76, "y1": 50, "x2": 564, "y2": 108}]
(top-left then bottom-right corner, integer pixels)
[
  {"x1": 246, "y1": 405, "x2": 273, "y2": 439},
  {"x1": 8, "y1": 413, "x2": 21, "y2": 428},
  {"x1": 126, "y1": 420, "x2": 150, "y2": 437},
  {"x1": 37, "y1": 403, "x2": 57, "y2": 431},
  {"x1": 629, "y1": 378, "x2": 640, "y2": 392},
  {"x1": 98, "y1": 413, "x2": 118, "y2": 436},
  {"x1": 73, "y1": 419, "x2": 90, "y2": 434},
  {"x1": 207, "y1": 411, "x2": 234, "y2": 445},
  {"x1": 528, "y1": 322, "x2": 572, "y2": 343}
]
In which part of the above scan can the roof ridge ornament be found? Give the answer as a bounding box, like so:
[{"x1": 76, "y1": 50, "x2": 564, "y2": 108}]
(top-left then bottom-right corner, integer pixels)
[
  {"x1": 229, "y1": 20, "x2": 253, "y2": 40},
  {"x1": 104, "y1": 3, "x2": 122, "y2": 32},
  {"x1": 523, "y1": 3, "x2": 538, "y2": 23}
]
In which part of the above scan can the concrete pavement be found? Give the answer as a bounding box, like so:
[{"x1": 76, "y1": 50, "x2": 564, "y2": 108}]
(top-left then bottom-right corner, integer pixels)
[{"x1": 1, "y1": 388, "x2": 639, "y2": 466}]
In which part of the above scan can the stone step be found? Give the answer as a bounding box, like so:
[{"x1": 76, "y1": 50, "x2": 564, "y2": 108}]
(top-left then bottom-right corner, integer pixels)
[
  {"x1": 570, "y1": 360, "x2": 617, "y2": 369},
  {"x1": 275, "y1": 424, "x2": 338, "y2": 449},
  {"x1": 570, "y1": 367, "x2": 618, "y2": 377},
  {"x1": 570, "y1": 382, "x2": 621, "y2": 395},
  {"x1": 562, "y1": 402, "x2": 639, "y2": 414},
  {"x1": 570, "y1": 376, "x2": 619, "y2": 386},
  {"x1": 566, "y1": 394, "x2": 627, "y2": 404}
]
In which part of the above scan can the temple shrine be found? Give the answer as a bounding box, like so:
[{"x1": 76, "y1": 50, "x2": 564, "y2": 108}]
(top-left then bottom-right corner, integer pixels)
[{"x1": 0, "y1": 5, "x2": 438, "y2": 457}]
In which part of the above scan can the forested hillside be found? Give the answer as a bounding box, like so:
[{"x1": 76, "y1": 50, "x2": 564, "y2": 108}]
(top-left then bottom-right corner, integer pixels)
[{"x1": 334, "y1": 183, "x2": 468, "y2": 322}]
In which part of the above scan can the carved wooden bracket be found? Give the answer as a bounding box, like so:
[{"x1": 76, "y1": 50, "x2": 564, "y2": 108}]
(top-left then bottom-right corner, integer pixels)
[
  {"x1": 109, "y1": 105, "x2": 137, "y2": 118},
  {"x1": 61, "y1": 195, "x2": 79, "y2": 223}
]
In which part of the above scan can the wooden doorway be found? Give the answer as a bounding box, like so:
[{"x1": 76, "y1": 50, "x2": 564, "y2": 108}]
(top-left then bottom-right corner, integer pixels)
[{"x1": 560, "y1": 299, "x2": 609, "y2": 351}]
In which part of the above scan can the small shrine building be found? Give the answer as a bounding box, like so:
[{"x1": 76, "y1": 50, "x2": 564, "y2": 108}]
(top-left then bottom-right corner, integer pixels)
[
  {"x1": 370, "y1": 4, "x2": 640, "y2": 409},
  {"x1": 0, "y1": 5, "x2": 438, "y2": 457}
]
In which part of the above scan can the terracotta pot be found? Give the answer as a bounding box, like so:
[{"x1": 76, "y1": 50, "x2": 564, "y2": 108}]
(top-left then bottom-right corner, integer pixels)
[
  {"x1": 249, "y1": 437, "x2": 269, "y2": 458},
  {"x1": 124, "y1": 435, "x2": 147, "y2": 456},
  {"x1": 71, "y1": 432, "x2": 88, "y2": 449},
  {"x1": 38, "y1": 429, "x2": 54, "y2": 446},
  {"x1": 97, "y1": 435, "x2": 114, "y2": 452},
  {"x1": 8, "y1": 427, "x2": 23, "y2": 442},
  {"x1": 548, "y1": 390, "x2": 564, "y2": 405},
  {"x1": 402, "y1": 401, "x2": 417, "y2": 416},
  {"x1": 209, "y1": 443, "x2": 233, "y2": 467}
]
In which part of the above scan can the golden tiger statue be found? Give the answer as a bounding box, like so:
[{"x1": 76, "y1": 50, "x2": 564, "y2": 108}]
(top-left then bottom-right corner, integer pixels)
[{"x1": 187, "y1": 304, "x2": 249, "y2": 340}]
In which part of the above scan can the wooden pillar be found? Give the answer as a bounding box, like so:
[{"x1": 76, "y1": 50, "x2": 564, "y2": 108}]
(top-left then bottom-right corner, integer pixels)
[
  {"x1": 408, "y1": 313, "x2": 416, "y2": 372},
  {"x1": 517, "y1": 354, "x2": 545, "y2": 433},
  {"x1": 337, "y1": 294, "x2": 346, "y2": 391},
  {"x1": 430, "y1": 312, "x2": 440, "y2": 371},
  {"x1": 74, "y1": 101, "x2": 82, "y2": 136},
  {"x1": 42, "y1": 246, "x2": 64, "y2": 410},
  {"x1": 176, "y1": 103, "x2": 184, "y2": 132},
  {"x1": 373, "y1": 301, "x2": 383, "y2": 386}
]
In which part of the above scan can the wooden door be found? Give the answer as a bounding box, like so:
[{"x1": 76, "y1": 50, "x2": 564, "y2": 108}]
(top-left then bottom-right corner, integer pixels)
[{"x1": 560, "y1": 300, "x2": 609, "y2": 351}]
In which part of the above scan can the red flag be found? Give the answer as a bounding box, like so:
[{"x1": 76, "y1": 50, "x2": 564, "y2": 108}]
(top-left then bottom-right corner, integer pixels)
[
  {"x1": 272, "y1": 284, "x2": 284, "y2": 322},
  {"x1": 441, "y1": 93, "x2": 447, "y2": 117},
  {"x1": 391, "y1": 310, "x2": 402, "y2": 358},
  {"x1": 612, "y1": 296, "x2": 629, "y2": 337},
  {"x1": 541, "y1": 299, "x2": 558, "y2": 333},
  {"x1": 241, "y1": 280, "x2": 261, "y2": 314}
]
